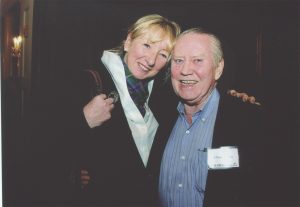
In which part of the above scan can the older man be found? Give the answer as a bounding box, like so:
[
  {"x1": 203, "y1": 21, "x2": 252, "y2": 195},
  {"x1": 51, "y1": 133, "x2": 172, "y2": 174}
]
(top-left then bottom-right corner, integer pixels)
[{"x1": 158, "y1": 28, "x2": 266, "y2": 207}]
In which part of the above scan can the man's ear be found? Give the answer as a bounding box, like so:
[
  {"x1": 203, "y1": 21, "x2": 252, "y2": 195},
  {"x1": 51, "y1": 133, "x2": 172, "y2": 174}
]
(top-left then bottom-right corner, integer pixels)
[
  {"x1": 215, "y1": 59, "x2": 224, "y2": 80},
  {"x1": 124, "y1": 33, "x2": 132, "y2": 52}
]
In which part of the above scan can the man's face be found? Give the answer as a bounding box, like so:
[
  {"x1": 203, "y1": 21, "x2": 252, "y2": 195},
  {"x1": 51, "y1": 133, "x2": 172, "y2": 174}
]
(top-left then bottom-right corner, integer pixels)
[
  {"x1": 124, "y1": 30, "x2": 170, "y2": 80},
  {"x1": 171, "y1": 33, "x2": 223, "y2": 106}
]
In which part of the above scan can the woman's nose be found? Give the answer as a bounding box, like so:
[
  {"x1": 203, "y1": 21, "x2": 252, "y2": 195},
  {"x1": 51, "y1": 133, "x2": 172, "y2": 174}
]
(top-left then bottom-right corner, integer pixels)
[{"x1": 146, "y1": 51, "x2": 157, "y2": 68}]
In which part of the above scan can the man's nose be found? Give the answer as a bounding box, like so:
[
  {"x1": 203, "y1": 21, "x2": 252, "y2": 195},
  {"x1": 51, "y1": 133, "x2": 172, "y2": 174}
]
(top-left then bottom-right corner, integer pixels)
[{"x1": 181, "y1": 61, "x2": 192, "y2": 75}]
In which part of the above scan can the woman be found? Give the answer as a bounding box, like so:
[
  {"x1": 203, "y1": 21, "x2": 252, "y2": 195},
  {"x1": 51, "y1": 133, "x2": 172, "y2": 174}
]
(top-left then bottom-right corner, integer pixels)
[{"x1": 71, "y1": 14, "x2": 180, "y2": 207}]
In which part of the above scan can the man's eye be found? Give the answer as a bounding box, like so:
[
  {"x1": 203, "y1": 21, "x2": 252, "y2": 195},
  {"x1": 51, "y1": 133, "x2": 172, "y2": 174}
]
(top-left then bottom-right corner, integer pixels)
[
  {"x1": 173, "y1": 59, "x2": 183, "y2": 64},
  {"x1": 195, "y1": 59, "x2": 203, "y2": 63}
]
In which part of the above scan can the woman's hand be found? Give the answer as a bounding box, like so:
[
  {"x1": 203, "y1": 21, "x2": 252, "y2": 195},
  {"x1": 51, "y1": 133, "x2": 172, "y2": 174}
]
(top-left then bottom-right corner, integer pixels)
[{"x1": 83, "y1": 94, "x2": 115, "y2": 128}]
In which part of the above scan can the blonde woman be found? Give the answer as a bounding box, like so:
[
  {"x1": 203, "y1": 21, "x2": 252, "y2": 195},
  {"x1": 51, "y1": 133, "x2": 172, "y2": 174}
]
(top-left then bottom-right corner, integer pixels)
[{"x1": 72, "y1": 14, "x2": 180, "y2": 207}]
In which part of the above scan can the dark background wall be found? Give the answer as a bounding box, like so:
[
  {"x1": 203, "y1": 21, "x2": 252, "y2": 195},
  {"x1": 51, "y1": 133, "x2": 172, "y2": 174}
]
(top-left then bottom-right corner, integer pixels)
[
  {"x1": 3, "y1": 0, "x2": 299, "y2": 206},
  {"x1": 31, "y1": 0, "x2": 267, "y2": 97},
  {"x1": 29, "y1": 0, "x2": 299, "y2": 108}
]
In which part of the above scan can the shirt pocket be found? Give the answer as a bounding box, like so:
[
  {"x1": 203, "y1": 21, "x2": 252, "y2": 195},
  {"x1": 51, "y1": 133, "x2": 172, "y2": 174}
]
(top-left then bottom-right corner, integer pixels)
[{"x1": 194, "y1": 149, "x2": 208, "y2": 193}]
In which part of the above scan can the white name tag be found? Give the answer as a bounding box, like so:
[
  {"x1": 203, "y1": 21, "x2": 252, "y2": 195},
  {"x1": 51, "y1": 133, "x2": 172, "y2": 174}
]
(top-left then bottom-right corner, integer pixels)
[{"x1": 207, "y1": 146, "x2": 239, "y2": 169}]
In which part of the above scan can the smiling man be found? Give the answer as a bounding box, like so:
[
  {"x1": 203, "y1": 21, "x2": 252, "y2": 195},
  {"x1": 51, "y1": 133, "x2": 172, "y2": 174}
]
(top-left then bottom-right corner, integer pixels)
[
  {"x1": 158, "y1": 28, "x2": 266, "y2": 207},
  {"x1": 170, "y1": 29, "x2": 223, "y2": 124}
]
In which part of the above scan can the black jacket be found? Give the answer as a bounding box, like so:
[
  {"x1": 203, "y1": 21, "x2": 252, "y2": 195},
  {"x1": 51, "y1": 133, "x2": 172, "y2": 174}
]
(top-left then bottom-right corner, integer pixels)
[
  {"x1": 151, "y1": 80, "x2": 267, "y2": 207},
  {"x1": 69, "y1": 62, "x2": 166, "y2": 207}
]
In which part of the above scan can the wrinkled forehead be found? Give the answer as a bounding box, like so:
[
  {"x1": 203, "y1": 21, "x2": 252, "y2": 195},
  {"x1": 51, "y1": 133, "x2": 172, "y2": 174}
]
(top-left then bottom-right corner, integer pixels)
[
  {"x1": 174, "y1": 33, "x2": 211, "y2": 54},
  {"x1": 140, "y1": 26, "x2": 175, "y2": 52}
]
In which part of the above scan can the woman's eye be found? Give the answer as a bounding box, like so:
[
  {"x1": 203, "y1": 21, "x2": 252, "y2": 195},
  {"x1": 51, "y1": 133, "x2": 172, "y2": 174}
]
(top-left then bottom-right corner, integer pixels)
[
  {"x1": 143, "y1": 43, "x2": 150, "y2": 48},
  {"x1": 160, "y1": 53, "x2": 168, "y2": 59}
]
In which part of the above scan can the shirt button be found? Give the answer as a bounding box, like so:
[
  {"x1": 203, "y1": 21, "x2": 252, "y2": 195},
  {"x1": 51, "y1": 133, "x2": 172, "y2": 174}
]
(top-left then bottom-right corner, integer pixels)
[
  {"x1": 178, "y1": 184, "x2": 183, "y2": 188},
  {"x1": 202, "y1": 118, "x2": 206, "y2": 122},
  {"x1": 180, "y1": 155, "x2": 186, "y2": 160},
  {"x1": 186, "y1": 130, "x2": 190, "y2": 134}
]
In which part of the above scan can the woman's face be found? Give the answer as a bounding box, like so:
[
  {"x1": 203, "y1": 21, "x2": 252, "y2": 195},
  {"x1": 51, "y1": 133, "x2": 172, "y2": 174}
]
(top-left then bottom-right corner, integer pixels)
[{"x1": 124, "y1": 31, "x2": 171, "y2": 80}]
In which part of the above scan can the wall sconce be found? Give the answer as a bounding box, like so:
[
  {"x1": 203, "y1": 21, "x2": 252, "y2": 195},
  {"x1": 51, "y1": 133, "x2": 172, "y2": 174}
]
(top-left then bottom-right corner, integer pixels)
[
  {"x1": 12, "y1": 35, "x2": 23, "y2": 57},
  {"x1": 11, "y1": 35, "x2": 23, "y2": 77}
]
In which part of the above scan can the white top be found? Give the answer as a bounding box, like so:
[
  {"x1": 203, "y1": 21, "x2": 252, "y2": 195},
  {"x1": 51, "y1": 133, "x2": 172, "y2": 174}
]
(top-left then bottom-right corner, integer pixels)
[{"x1": 101, "y1": 51, "x2": 159, "y2": 166}]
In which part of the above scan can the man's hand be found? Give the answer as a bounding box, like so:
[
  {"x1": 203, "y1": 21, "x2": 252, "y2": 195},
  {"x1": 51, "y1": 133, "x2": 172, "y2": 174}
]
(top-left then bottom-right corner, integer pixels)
[
  {"x1": 227, "y1": 89, "x2": 261, "y2": 106},
  {"x1": 83, "y1": 94, "x2": 115, "y2": 128},
  {"x1": 80, "y1": 169, "x2": 90, "y2": 189}
]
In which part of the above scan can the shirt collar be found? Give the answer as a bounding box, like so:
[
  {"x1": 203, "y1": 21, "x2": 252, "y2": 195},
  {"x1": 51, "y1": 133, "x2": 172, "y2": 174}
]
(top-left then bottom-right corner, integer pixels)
[{"x1": 177, "y1": 88, "x2": 220, "y2": 121}]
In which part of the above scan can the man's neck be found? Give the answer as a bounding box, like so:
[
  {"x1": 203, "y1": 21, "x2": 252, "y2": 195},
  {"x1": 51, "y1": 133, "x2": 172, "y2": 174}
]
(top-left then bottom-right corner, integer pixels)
[{"x1": 183, "y1": 85, "x2": 217, "y2": 124}]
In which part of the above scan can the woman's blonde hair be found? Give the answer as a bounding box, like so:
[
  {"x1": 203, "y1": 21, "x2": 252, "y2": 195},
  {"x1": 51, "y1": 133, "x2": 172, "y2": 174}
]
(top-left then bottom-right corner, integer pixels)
[{"x1": 112, "y1": 14, "x2": 181, "y2": 56}]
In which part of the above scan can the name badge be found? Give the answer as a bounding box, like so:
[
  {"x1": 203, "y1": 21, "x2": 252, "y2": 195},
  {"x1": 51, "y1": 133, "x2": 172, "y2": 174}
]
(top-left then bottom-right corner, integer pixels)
[{"x1": 207, "y1": 146, "x2": 239, "y2": 169}]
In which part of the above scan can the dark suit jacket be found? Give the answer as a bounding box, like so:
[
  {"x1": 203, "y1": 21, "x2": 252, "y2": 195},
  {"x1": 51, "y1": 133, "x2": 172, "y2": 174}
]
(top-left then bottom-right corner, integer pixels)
[
  {"x1": 150, "y1": 80, "x2": 267, "y2": 207},
  {"x1": 204, "y1": 93, "x2": 266, "y2": 207}
]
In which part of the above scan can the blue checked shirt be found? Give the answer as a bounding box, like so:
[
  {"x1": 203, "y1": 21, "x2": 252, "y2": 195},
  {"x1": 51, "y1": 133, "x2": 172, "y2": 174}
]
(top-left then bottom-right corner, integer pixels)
[{"x1": 159, "y1": 88, "x2": 220, "y2": 207}]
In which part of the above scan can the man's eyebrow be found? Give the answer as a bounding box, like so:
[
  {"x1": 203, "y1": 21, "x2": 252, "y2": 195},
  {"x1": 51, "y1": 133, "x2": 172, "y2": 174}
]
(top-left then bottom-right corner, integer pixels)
[{"x1": 192, "y1": 53, "x2": 205, "y2": 57}]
